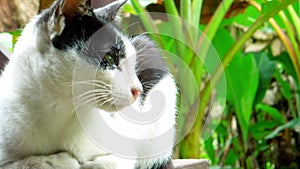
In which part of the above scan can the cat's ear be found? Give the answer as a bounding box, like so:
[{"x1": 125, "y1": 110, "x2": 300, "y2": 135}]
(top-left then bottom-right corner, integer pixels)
[
  {"x1": 93, "y1": 0, "x2": 127, "y2": 22},
  {"x1": 48, "y1": 0, "x2": 92, "y2": 39}
]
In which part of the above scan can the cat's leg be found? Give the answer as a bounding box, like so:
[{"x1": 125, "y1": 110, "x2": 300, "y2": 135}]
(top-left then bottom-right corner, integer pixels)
[
  {"x1": 137, "y1": 158, "x2": 174, "y2": 169},
  {"x1": 151, "y1": 158, "x2": 174, "y2": 169},
  {"x1": 158, "y1": 160, "x2": 174, "y2": 169},
  {"x1": 0, "y1": 152, "x2": 80, "y2": 169},
  {"x1": 80, "y1": 155, "x2": 136, "y2": 169},
  {"x1": 135, "y1": 155, "x2": 174, "y2": 169}
]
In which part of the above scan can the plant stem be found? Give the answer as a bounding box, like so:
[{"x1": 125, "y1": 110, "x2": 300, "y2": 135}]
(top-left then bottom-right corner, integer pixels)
[
  {"x1": 295, "y1": 85, "x2": 300, "y2": 117},
  {"x1": 181, "y1": 0, "x2": 191, "y2": 22},
  {"x1": 164, "y1": 0, "x2": 187, "y2": 58},
  {"x1": 278, "y1": 11, "x2": 300, "y2": 70},
  {"x1": 287, "y1": 5, "x2": 300, "y2": 42},
  {"x1": 191, "y1": 0, "x2": 203, "y2": 28},
  {"x1": 190, "y1": 0, "x2": 203, "y2": 42},
  {"x1": 164, "y1": 0, "x2": 179, "y2": 16},
  {"x1": 193, "y1": 0, "x2": 234, "y2": 67},
  {"x1": 179, "y1": 0, "x2": 234, "y2": 159},
  {"x1": 130, "y1": 0, "x2": 164, "y2": 47}
]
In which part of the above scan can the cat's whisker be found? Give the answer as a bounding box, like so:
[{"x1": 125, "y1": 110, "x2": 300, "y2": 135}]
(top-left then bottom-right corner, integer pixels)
[
  {"x1": 73, "y1": 89, "x2": 110, "y2": 101},
  {"x1": 64, "y1": 82, "x2": 74, "y2": 87},
  {"x1": 97, "y1": 97, "x2": 114, "y2": 108},
  {"x1": 73, "y1": 88, "x2": 113, "y2": 110},
  {"x1": 74, "y1": 95, "x2": 96, "y2": 108},
  {"x1": 72, "y1": 81, "x2": 111, "y2": 88},
  {"x1": 75, "y1": 79, "x2": 110, "y2": 84},
  {"x1": 106, "y1": 99, "x2": 116, "y2": 110},
  {"x1": 74, "y1": 91, "x2": 110, "y2": 105},
  {"x1": 72, "y1": 82, "x2": 111, "y2": 91},
  {"x1": 98, "y1": 96, "x2": 113, "y2": 105},
  {"x1": 84, "y1": 96, "x2": 110, "y2": 110},
  {"x1": 74, "y1": 94, "x2": 109, "y2": 108},
  {"x1": 72, "y1": 79, "x2": 110, "y2": 85},
  {"x1": 74, "y1": 95, "x2": 101, "y2": 110}
]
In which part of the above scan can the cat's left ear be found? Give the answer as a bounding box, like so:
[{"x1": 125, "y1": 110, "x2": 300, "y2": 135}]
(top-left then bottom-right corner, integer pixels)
[
  {"x1": 48, "y1": 0, "x2": 92, "y2": 39},
  {"x1": 93, "y1": 0, "x2": 127, "y2": 22}
]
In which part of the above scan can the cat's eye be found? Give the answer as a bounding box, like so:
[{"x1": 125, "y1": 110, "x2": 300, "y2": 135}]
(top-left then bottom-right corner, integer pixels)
[{"x1": 104, "y1": 54, "x2": 115, "y2": 65}]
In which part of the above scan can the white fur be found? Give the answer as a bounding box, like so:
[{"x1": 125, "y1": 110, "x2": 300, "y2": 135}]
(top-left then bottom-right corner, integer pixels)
[{"x1": 0, "y1": 3, "x2": 177, "y2": 169}]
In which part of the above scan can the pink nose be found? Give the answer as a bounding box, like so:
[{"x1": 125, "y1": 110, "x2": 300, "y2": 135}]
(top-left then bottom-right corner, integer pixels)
[{"x1": 131, "y1": 88, "x2": 142, "y2": 100}]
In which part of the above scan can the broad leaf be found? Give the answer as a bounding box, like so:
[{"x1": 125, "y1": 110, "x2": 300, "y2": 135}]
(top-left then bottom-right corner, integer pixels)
[
  {"x1": 226, "y1": 53, "x2": 259, "y2": 145},
  {"x1": 254, "y1": 52, "x2": 276, "y2": 104}
]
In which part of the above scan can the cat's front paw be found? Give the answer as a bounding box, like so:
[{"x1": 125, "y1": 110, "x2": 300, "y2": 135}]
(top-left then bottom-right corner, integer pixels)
[
  {"x1": 80, "y1": 155, "x2": 136, "y2": 169},
  {"x1": 1, "y1": 152, "x2": 80, "y2": 169},
  {"x1": 80, "y1": 161, "x2": 107, "y2": 169}
]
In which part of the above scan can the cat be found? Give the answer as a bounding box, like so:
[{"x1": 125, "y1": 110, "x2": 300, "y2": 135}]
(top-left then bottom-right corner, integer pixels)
[{"x1": 0, "y1": 0, "x2": 177, "y2": 169}]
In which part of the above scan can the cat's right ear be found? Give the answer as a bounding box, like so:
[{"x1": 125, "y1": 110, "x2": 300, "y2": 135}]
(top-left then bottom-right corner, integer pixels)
[
  {"x1": 48, "y1": 0, "x2": 92, "y2": 40},
  {"x1": 93, "y1": 0, "x2": 127, "y2": 23}
]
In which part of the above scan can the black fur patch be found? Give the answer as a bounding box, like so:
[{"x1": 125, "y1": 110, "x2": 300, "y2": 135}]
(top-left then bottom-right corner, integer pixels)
[
  {"x1": 51, "y1": 13, "x2": 103, "y2": 50},
  {"x1": 138, "y1": 69, "x2": 167, "y2": 99},
  {"x1": 131, "y1": 35, "x2": 168, "y2": 101}
]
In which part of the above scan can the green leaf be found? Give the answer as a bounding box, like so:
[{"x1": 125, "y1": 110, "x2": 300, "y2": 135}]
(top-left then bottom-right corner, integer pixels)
[
  {"x1": 262, "y1": 0, "x2": 282, "y2": 14},
  {"x1": 274, "y1": 70, "x2": 293, "y2": 99},
  {"x1": 224, "y1": 149, "x2": 239, "y2": 166},
  {"x1": 212, "y1": 28, "x2": 235, "y2": 58},
  {"x1": 226, "y1": 53, "x2": 259, "y2": 145},
  {"x1": 250, "y1": 120, "x2": 279, "y2": 139},
  {"x1": 265, "y1": 118, "x2": 300, "y2": 139},
  {"x1": 204, "y1": 137, "x2": 216, "y2": 164},
  {"x1": 256, "y1": 104, "x2": 286, "y2": 124},
  {"x1": 230, "y1": 5, "x2": 261, "y2": 27},
  {"x1": 254, "y1": 52, "x2": 276, "y2": 104}
]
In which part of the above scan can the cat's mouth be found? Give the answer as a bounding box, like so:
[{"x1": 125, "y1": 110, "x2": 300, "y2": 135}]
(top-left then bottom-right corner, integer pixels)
[
  {"x1": 73, "y1": 85, "x2": 141, "y2": 112},
  {"x1": 97, "y1": 93, "x2": 138, "y2": 112}
]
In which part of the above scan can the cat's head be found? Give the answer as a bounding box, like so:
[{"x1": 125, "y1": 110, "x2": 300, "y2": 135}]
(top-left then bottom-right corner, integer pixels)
[{"x1": 17, "y1": 0, "x2": 144, "y2": 111}]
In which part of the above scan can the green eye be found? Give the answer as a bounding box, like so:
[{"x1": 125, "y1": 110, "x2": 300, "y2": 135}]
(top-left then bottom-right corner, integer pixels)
[{"x1": 104, "y1": 54, "x2": 115, "y2": 65}]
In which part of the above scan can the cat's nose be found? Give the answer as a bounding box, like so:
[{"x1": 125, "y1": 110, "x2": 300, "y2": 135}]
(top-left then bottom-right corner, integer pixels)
[{"x1": 131, "y1": 87, "x2": 142, "y2": 100}]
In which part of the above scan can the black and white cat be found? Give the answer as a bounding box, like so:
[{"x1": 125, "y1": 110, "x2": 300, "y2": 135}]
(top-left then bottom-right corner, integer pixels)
[{"x1": 0, "y1": 0, "x2": 177, "y2": 169}]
